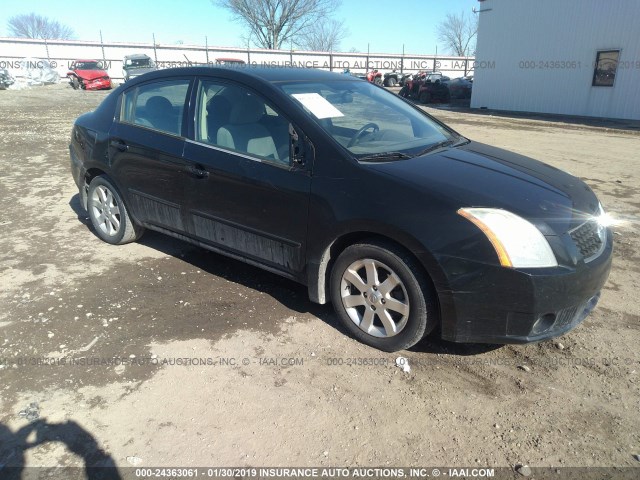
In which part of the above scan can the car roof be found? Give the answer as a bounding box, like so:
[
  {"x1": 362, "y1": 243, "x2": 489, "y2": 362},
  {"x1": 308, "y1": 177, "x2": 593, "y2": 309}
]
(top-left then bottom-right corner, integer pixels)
[
  {"x1": 125, "y1": 65, "x2": 361, "y2": 85},
  {"x1": 125, "y1": 54, "x2": 151, "y2": 59},
  {"x1": 74, "y1": 59, "x2": 100, "y2": 62}
]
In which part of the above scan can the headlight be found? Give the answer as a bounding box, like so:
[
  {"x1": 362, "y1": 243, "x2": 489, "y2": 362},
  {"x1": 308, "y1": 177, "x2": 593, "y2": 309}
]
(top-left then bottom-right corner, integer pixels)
[
  {"x1": 458, "y1": 208, "x2": 558, "y2": 268},
  {"x1": 596, "y1": 203, "x2": 616, "y2": 228}
]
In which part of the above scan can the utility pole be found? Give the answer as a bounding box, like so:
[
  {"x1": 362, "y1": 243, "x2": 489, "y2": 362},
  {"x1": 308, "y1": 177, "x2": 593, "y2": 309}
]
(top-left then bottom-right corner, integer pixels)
[
  {"x1": 433, "y1": 45, "x2": 437, "y2": 72},
  {"x1": 366, "y1": 43, "x2": 370, "y2": 73},
  {"x1": 100, "y1": 30, "x2": 106, "y2": 68},
  {"x1": 152, "y1": 33, "x2": 158, "y2": 64},
  {"x1": 247, "y1": 34, "x2": 251, "y2": 64}
]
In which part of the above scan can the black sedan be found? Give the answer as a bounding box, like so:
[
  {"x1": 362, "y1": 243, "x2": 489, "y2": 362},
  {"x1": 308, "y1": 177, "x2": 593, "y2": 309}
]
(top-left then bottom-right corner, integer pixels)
[{"x1": 69, "y1": 66, "x2": 612, "y2": 352}]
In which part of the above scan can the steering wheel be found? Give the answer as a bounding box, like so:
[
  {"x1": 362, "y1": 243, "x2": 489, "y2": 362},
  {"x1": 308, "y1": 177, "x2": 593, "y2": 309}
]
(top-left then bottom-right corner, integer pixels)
[{"x1": 347, "y1": 123, "x2": 380, "y2": 148}]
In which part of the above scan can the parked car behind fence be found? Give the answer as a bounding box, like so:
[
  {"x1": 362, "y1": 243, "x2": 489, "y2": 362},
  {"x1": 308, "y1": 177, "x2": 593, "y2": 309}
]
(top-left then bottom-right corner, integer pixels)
[
  {"x1": 0, "y1": 68, "x2": 15, "y2": 89},
  {"x1": 447, "y1": 75, "x2": 473, "y2": 100},
  {"x1": 123, "y1": 54, "x2": 158, "y2": 82},
  {"x1": 67, "y1": 60, "x2": 111, "y2": 90}
]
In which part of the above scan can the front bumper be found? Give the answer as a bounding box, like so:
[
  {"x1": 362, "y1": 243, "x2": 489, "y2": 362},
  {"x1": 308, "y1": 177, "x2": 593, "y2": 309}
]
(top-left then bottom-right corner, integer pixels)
[
  {"x1": 84, "y1": 78, "x2": 111, "y2": 90},
  {"x1": 435, "y1": 232, "x2": 613, "y2": 344}
]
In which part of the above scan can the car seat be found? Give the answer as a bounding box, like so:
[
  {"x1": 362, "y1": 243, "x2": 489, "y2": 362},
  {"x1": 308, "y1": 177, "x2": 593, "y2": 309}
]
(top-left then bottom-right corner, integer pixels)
[
  {"x1": 206, "y1": 95, "x2": 232, "y2": 143},
  {"x1": 217, "y1": 95, "x2": 279, "y2": 161}
]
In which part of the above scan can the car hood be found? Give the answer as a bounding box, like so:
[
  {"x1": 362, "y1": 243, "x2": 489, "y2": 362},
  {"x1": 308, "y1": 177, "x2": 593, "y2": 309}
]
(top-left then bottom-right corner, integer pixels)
[
  {"x1": 368, "y1": 141, "x2": 600, "y2": 235},
  {"x1": 74, "y1": 69, "x2": 109, "y2": 80}
]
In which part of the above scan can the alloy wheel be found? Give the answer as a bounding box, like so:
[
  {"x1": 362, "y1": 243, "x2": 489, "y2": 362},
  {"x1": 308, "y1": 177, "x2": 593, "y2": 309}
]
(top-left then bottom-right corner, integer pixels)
[
  {"x1": 90, "y1": 185, "x2": 121, "y2": 236},
  {"x1": 340, "y1": 258, "x2": 410, "y2": 338}
]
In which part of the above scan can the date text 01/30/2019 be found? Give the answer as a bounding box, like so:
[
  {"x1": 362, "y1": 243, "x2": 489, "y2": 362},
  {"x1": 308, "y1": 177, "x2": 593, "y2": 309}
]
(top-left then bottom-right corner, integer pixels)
[{"x1": 133, "y1": 467, "x2": 497, "y2": 478}]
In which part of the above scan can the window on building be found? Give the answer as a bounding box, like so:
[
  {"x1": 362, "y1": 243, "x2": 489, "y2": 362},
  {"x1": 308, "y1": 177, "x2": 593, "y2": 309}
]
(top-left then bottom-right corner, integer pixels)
[{"x1": 592, "y1": 50, "x2": 620, "y2": 87}]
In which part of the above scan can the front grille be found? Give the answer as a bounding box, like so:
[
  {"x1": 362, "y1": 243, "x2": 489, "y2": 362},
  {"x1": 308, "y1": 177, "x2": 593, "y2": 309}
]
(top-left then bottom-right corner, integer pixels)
[
  {"x1": 554, "y1": 304, "x2": 581, "y2": 328},
  {"x1": 570, "y1": 220, "x2": 604, "y2": 261},
  {"x1": 532, "y1": 298, "x2": 591, "y2": 335}
]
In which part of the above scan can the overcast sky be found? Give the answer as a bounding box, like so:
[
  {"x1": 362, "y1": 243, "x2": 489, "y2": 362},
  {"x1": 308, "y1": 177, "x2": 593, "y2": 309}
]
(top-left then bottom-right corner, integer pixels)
[{"x1": 0, "y1": 0, "x2": 478, "y2": 55}]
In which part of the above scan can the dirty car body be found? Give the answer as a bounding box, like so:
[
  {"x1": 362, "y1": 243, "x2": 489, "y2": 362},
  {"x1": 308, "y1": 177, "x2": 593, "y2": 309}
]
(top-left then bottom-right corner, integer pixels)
[
  {"x1": 69, "y1": 66, "x2": 612, "y2": 351},
  {"x1": 68, "y1": 60, "x2": 111, "y2": 90}
]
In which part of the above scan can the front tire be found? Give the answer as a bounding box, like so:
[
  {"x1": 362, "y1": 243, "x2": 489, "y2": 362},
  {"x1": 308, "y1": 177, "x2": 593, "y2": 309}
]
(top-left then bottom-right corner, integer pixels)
[
  {"x1": 330, "y1": 241, "x2": 437, "y2": 351},
  {"x1": 87, "y1": 175, "x2": 144, "y2": 245},
  {"x1": 419, "y1": 91, "x2": 431, "y2": 104}
]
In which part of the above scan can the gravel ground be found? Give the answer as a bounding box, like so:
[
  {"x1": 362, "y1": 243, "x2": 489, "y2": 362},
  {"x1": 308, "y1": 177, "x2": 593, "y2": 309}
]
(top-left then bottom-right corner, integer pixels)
[{"x1": 0, "y1": 83, "x2": 639, "y2": 476}]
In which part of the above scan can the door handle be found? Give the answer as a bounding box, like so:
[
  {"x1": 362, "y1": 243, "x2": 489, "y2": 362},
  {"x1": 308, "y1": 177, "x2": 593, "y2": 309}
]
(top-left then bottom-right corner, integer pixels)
[
  {"x1": 110, "y1": 139, "x2": 128, "y2": 152},
  {"x1": 188, "y1": 164, "x2": 209, "y2": 178}
]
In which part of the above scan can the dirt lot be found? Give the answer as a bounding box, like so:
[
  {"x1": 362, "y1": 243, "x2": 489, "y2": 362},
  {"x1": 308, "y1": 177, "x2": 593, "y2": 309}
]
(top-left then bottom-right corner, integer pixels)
[{"x1": 0, "y1": 83, "x2": 639, "y2": 475}]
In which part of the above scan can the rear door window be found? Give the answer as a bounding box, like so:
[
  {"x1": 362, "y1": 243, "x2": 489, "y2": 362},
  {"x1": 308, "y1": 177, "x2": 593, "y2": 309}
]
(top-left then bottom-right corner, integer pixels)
[{"x1": 120, "y1": 79, "x2": 190, "y2": 136}]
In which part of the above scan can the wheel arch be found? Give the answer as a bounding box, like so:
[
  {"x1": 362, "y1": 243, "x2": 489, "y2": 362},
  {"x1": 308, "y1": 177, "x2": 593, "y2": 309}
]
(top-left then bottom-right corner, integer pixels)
[
  {"x1": 68, "y1": 73, "x2": 82, "y2": 85},
  {"x1": 307, "y1": 231, "x2": 448, "y2": 318},
  {"x1": 80, "y1": 167, "x2": 108, "y2": 210},
  {"x1": 85, "y1": 173, "x2": 144, "y2": 245}
]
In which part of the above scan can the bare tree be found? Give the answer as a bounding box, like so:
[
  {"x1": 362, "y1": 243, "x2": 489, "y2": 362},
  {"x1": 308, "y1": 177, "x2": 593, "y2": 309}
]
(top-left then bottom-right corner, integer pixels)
[
  {"x1": 7, "y1": 13, "x2": 76, "y2": 40},
  {"x1": 299, "y1": 19, "x2": 347, "y2": 52},
  {"x1": 436, "y1": 11, "x2": 477, "y2": 57},
  {"x1": 214, "y1": 0, "x2": 340, "y2": 50}
]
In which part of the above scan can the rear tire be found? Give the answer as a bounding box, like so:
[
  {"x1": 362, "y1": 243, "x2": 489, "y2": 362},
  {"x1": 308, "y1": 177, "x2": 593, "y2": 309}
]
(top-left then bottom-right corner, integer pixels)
[
  {"x1": 330, "y1": 241, "x2": 438, "y2": 352},
  {"x1": 87, "y1": 175, "x2": 144, "y2": 245},
  {"x1": 386, "y1": 77, "x2": 396, "y2": 87}
]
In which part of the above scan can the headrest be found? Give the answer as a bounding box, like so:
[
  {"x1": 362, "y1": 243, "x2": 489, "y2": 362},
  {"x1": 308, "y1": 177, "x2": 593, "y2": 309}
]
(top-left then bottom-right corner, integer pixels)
[
  {"x1": 146, "y1": 96, "x2": 173, "y2": 114},
  {"x1": 229, "y1": 95, "x2": 264, "y2": 124},
  {"x1": 207, "y1": 95, "x2": 232, "y2": 121}
]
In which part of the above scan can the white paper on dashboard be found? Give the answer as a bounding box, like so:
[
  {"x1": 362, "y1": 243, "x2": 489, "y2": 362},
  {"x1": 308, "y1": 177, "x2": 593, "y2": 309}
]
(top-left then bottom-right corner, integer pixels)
[{"x1": 291, "y1": 93, "x2": 344, "y2": 119}]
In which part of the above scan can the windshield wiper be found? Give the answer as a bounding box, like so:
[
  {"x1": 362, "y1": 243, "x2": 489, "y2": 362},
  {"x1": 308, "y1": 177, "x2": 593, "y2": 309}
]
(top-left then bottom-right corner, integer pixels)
[
  {"x1": 414, "y1": 139, "x2": 456, "y2": 157},
  {"x1": 357, "y1": 151, "x2": 414, "y2": 162}
]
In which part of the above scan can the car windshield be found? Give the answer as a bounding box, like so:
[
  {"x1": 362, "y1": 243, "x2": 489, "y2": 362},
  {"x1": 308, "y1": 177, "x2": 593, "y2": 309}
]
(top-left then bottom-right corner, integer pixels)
[
  {"x1": 280, "y1": 80, "x2": 459, "y2": 158},
  {"x1": 75, "y1": 62, "x2": 101, "y2": 70},
  {"x1": 125, "y1": 58, "x2": 153, "y2": 68}
]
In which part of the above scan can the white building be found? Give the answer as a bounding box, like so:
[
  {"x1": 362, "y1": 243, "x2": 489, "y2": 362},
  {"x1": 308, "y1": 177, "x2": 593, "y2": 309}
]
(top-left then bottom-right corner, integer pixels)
[{"x1": 471, "y1": 0, "x2": 640, "y2": 120}]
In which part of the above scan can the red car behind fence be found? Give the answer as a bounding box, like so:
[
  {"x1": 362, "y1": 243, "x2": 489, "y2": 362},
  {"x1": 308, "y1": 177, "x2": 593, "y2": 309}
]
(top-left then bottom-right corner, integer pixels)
[{"x1": 67, "y1": 60, "x2": 112, "y2": 90}]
